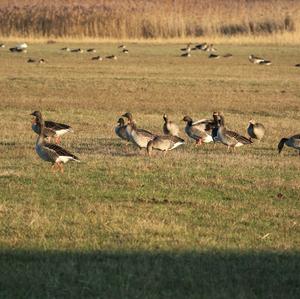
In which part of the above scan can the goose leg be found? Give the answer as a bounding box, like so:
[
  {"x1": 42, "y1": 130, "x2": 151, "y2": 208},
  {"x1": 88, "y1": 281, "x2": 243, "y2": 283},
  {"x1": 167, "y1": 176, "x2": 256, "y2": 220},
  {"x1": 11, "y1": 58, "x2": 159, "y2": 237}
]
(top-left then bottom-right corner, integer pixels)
[
  {"x1": 196, "y1": 138, "x2": 202, "y2": 146},
  {"x1": 51, "y1": 163, "x2": 58, "y2": 173},
  {"x1": 57, "y1": 162, "x2": 64, "y2": 173},
  {"x1": 55, "y1": 136, "x2": 61, "y2": 144}
]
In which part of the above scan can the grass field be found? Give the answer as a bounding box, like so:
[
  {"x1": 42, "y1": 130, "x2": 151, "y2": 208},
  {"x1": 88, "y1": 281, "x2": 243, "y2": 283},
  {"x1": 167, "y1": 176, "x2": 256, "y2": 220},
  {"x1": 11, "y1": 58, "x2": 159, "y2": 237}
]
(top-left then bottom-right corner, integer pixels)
[{"x1": 0, "y1": 42, "x2": 299, "y2": 298}]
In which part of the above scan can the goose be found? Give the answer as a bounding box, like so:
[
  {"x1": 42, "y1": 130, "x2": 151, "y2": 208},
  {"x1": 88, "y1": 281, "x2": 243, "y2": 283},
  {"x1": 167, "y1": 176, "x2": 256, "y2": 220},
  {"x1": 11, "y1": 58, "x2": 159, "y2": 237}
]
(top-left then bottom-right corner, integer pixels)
[
  {"x1": 0, "y1": 43, "x2": 5, "y2": 48},
  {"x1": 247, "y1": 120, "x2": 265, "y2": 142},
  {"x1": 163, "y1": 114, "x2": 180, "y2": 137},
  {"x1": 278, "y1": 135, "x2": 300, "y2": 156},
  {"x1": 27, "y1": 58, "x2": 36, "y2": 63},
  {"x1": 91, "y1": 56, "x2": 103, "y2": 61},
  {"x1": 211, "y1": 112, "x2": 221, "y2": 144},
  {"x1": 249, "y1": 55, "x2": 271, "y2": 65},
  {"x1": 10, "y1": 47, "x2": 26, "y2": 53},
  {"x1": 115, "y1": 118, "x2": 130, "y2": 142},
  {"x1": 182, "y1": 116, "x2": 214, "y2": 145},
  {"x1": 181, "y1": 43, "x2": 192, "y2": 52},
  {"x1": 181, "y1": 52, "x2": 191, "y2": 58},
  {"x1": 195, "y1": 43, "x2": 208, "y2": 51},
  {"x1": 147, "y1": 135, "x2": 185, "y2": 157},
  {"x1": 106, "y1": 55, "x2": 117, "y2": 60},
  {"x1": 122, "y1": 112, "x2": 156, "y2": 149},
  {"x1": 31, "y1": 111, "x2": 80, "y2": 173},
  {"x1": 217, "y1": 113, "x2": 252, "y2": 151},
  {"x1": 71, "y1": 48, "x2": 84, "y2": 53},
  {"x1": 38, "y1": 58, "x2": 45, "y2": 64},
  {"x1": 122, "y1": 49, "x2": 129, "y2": 54},
  {"x1": 61, "y1": 47, "x2": 71, "y2": 51},
  {"x1": 223, "y1": 53, "x2": 233, "y2": 58},
  {"x1": 31, "y1": 111, "x2": 73, "y2": 144},
  {"x1": 208, "y1": 53, "x2": 220, "y2": 59},
  {"x1": 87, "y1": 48, "x2": 96, "y2": 53}
]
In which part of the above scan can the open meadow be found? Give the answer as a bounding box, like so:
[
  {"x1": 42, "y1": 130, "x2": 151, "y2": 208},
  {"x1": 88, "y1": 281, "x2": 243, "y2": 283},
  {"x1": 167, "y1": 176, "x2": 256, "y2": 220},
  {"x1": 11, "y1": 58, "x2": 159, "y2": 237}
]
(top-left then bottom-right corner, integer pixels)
[{"x1": 0, "y1": 42, "x2": 299, "y2": 298}]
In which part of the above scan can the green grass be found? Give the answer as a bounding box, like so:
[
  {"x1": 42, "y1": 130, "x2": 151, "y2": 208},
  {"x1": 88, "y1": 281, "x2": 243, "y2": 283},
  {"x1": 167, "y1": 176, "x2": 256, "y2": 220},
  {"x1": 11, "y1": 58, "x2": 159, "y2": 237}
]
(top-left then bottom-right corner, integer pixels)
[{"x1": 0, "y1": 42, "x2": 299, "y2": 298}]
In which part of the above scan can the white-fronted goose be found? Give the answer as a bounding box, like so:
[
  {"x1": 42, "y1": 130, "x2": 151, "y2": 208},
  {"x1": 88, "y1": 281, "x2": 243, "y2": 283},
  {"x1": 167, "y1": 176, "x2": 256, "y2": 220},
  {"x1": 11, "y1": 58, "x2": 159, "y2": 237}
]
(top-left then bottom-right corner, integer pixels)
[
  {"x1": 182, "y1": 116, "x2": 214, "y2": 145},
  {"x1": 122, "y1": 112, "x2": 156, "y2": 149},
  {"x1": 147, "y1": 135, "x2": 185, "y2": 157},
  {"x1": 249, "y1": 55, "x2": 271, "y2": 65},
  {"x1": 31, "y1": 111, "x2": 73, "y2": 144},
  {"x1": 247, "y1": 120, "x2": 265, "y2": 142},
  {"x1": 87, "y1": 48, "x2": 96, "y2": 53},
  {"x1": 278, "y1": 135, "x2": 300, "y2": 155},
  {"x1": 163, "y1": 114, "x2": 180, "y2": 137},
  {"x1": 217, "y1": 113, "x2": 252, "y2": 151},
  {"x1": 31, "y1": 111, "x2": 80, "y2": 173},
  {"x1": 115, "y1": 118, "x2": 130, "y2": 142},
  {"x1": 91, "y1": 56, "x2": 103, "y2": 61},
  {"x1": 106, "y1": 55, "x2": 117, "y2": 60}
]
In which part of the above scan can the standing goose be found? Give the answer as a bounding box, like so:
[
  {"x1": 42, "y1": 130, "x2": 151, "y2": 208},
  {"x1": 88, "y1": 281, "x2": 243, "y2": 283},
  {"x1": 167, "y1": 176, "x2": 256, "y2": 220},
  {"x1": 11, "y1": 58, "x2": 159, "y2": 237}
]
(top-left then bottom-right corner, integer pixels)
[
  {"x1": 181, "y1": 43, "x2": 192, "y2": 53},
  {"x1": 31, "y1": 111, "x2": 73, "y2": 144},
  {"x1": 247, "y1": 120, "x2": 265, "y2": 142},
  {"x1": 278, "y1": 135, "x2": 300, "y2": 156},
  {"x1": 217, "y1": 113, "x2": 252, "y2": 151},
  {"x1": 248, "y1": 55, "x2": 271, "y2": 65},
  {"x1": 122, "y1": 112, "x2": 156, "y2": 150},
  {"x1": 147, "y1": 135, "x2": 185, "y2": 157},
  {"x1": 163, "y1": 114, "x2": 180, "y2": 137},
  {"x1": 31, "y1": 111, "x2": 80, "y2": 173},
  {"x1": 115, "y1": 117, "x2": 130, "y2": 142},
  {"x1": 182, "y1": 116, "x2": 214, "y2": 145}
]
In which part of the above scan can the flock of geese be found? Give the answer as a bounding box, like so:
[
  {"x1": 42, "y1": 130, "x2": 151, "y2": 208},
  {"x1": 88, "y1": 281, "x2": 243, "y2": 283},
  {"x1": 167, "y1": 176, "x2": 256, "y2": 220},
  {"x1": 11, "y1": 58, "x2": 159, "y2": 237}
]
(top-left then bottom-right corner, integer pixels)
[{"x1": 30, "y1": 110, "x2": 300, "y2": 173}]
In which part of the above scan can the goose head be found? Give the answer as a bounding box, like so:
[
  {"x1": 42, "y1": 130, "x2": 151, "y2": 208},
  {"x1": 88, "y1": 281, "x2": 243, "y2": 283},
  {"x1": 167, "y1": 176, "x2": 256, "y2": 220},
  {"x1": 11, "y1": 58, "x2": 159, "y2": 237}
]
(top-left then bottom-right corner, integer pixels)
[
  {"x1": 163, "y1": 114, "x2": 168, "y2": 122},
  {"x1": 117, "y1": 117, "x2": 125, "y2": 126},
  {"x1": 278, "y1": 138, "x2": 288, "y2": 154},
  {"x1": 182, "y1": 116, "x2": 193, "y2": 125},
  {"x1": 30, "y1": 111, "x2": 42, "y2": 124},
  {"x1": 122, "y1": 112, "x2": 133, "y2": 123}
]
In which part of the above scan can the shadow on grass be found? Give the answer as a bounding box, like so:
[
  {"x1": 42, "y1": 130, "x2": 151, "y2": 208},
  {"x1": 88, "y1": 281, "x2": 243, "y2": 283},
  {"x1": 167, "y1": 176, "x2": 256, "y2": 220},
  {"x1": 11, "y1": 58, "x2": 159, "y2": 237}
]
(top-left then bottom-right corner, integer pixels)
[{"x1": 0, "y1": 249, "x2": 299, "y2": 298}]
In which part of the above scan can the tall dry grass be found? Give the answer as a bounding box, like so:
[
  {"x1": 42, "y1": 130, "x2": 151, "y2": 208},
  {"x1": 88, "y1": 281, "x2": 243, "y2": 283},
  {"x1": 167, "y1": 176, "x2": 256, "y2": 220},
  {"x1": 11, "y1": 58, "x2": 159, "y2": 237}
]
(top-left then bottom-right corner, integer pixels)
[{"x1": 0, "y1": 0, "x2": 299, "y2": 40}]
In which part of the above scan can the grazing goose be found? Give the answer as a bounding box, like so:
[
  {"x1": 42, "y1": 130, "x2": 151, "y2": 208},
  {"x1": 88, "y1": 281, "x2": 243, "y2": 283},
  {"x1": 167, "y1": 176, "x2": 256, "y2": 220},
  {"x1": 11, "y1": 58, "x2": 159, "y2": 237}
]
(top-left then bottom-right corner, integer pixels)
[
  {"x1": 61, "y1": 47, "x2": 71, "y2": 51},
  {"x1": 195, "y1": 43, "x2": 208, "y2": 51},
  {"x1": 115, "y1": 118, "x2": 130, "y2": 142},
  {"x1": 182, "y1": 116, "x2": 214, "y2": 145},
  {"x1": 31, "y1": 111, "x2": 73, "y2": 144},
  {"x1": 181, "y1": 43, "x2": 192, "y2": 52},
  {"x1": 91, "y1": 56, "x2": 103, "y2": 61},
  {"x1": 38, "y1": 58, "x2": 45, "y2": 64},
  {"x1": 249, "y1": 55, "x2": 271, "y2": 65},
  {"x1": 10, "y1": 47, "x2": 27, "y2": 53},
  {"x1": 31, "y1": 111, "x2": 80, "y2": 173},
  {"x1": 181, "y1": 52, "x2": 191, "y2": 58},
  {"x1": 122, "y1": 48, "x2": 129, "y2": 54},
  {"x1": 217, "y1": 113, "x2": 252, "y2": 151},
  {"x1": 163, "y1": 114, "x2": 180, "y2": 137},
  {"x1": 147, "y1": 135, "x2": 185, "y2": 157},
  {"x1": 71, "y1": 48, "x2": 84, "y2": 53},
  {"x1": 27, "y1": 58, "x2": 36, "y2": 63},
  {"x1": 122, "y1": 112, "x2": 156, "y2": 149},
  {"x1": 278, "y1": 135, "x2": 300, "y2": 156},
  {"x1": 0, "y1": 43, "x2": 5, "y2": 48},
  {"x1": 247, "y1": 120, "x2": 265, "y2": 142},
  {"x1": 87, "y1": 48, "x2": 96, "y2": 53},
  {"x1": 106, "y1": 55, "x2": 117, "y2": 60},
  {"x1": 223, "y1": 53, "x2": 233, "y2": 58},
  {"x1": 208, "y1": 53, "x2": 220, "y2": 59}
]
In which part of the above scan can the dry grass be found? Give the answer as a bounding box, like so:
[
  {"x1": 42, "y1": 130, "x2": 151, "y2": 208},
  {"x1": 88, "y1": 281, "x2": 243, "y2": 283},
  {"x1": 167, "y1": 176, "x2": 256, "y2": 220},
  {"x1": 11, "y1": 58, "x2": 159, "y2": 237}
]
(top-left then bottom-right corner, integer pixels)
[
  {"x1": 0, "y1": 0, "x2": 299, "y2": 41},
  {"x1": 0, "y1": 42, "x2": 299, "y2": 297}
]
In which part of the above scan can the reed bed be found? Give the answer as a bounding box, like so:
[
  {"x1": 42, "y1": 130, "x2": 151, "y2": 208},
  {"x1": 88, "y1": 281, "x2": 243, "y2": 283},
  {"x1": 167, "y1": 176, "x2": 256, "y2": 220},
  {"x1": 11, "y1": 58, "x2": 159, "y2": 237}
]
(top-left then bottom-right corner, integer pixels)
[{"x1": 0, "y1": 0, "x2": 299, "y2": 41}]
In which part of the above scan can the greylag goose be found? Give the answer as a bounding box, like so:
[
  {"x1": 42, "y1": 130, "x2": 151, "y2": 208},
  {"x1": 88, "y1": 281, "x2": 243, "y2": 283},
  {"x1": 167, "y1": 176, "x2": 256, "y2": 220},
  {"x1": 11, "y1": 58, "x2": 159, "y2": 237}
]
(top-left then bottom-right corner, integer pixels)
[
  {"x1": 106, "y1": 55, "x2": 117, "y2": 60},
  {"x1": 278, "y1": 135, "x2": 300, "y2": 155},
  {"x1": 182, "y1": 116, "x2": 214, "y2": 145},
  {"x1": 248, "y1": 55, "x2": 271, "y2": 65},
  {"x1": 32, "y1": 111, "x2": 80, "y2": 173},
  {"x1": 217, "y1": 113, "x2": 252, "y2": 151},
  {"x1": 91, "y1": 56, "x2": 103, "y2": 61},
  {"x1": 31, "y1": 111, "x2": 73, "y2": 144},
  {"x1": 147, "y1": 135, "x2": 185, "y2": 157},
  {"x1": 122, "y1": 112, "x2": 156, "y2": 149},
  {"x1": 163, "y1": 114, "x2": 180, "y2": 137},
  {"x1": 247, "y1": 120, "x2": 265, "y2": 141},
  {"x1": 115, "y1": 118, "x2": 130, "y2": 142},
  {"x1": 87, "y1": 48, "x2": 96, "y2": 52},
  {"x1": 122, "y1": 49, "x2": 129, "y2": 54}
]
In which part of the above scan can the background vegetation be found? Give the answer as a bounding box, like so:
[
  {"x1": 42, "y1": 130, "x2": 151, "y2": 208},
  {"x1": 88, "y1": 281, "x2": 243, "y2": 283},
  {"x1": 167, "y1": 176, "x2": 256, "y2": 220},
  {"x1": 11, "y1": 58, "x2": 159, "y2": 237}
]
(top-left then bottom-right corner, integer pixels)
[{"x1": 0, "y1": 0, "x2": 299, "y2": 40}]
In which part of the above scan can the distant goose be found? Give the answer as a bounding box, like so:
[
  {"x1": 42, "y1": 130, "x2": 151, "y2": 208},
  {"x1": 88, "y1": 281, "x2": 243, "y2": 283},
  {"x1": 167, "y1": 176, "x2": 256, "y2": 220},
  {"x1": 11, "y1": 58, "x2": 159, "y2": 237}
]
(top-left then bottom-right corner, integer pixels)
[
  {"x1": 295, "y1": 64, "x2": 300, "y2": 67},
  {"x1": 163, "y1": 114, "x2": 180, "y2": 137},
  {"x1": 249, "y1": 55, "x2": 271, "y2": 65},
  {"x1": 118, "y1": 45, "x2": 126, "y2": 49},
  {"x1": 38, "y1": 58, "x2": 45, "y2": 64},
  {"x1": 223, "y1": 53, "x2": 233, "y2": 58},
  {"x1": 122, "y1": 112, "x2": 156, "y2": 150},
  {"x1": 31, "y1": 111, "x2": 80, "y2": 173},
  {"x1": 61, "y1": 47, "x2": 71, "y2": 51},
  {"x1": 181, "y1": 52, "x2": 191, "y2": 58},
  {"x1": 27, "y1": 58, "x2": 36, "y2": 63},
  {"x1": 87, "y1": 48, "x2": 96, "y2": 53},
  {"x1": 0, "y1": 43, "x2": 5, "y2": 48},
  {"x1": 217, "y1": 113, "x2": 252, "y2": 151},
  {"x1": 181, "y1": 43, "x2": 192, "y2": 52},
  {"x1": 31, "y1": 110, "x2": 73, "y2": 144},
  {"x1": 278, "y1": 135, "x2": 300, "y2": 155},
  {"x1": 194, "y1": 43, "x2": 208, "y2": 50},
  {"x1": 147, "y1": 135, "x2": 185, "y2": 157},
  {"x1": 91, "y1": 56, "x2": 103, "y2": 61},
  {"x1": 247, "y1": 120, "x2": 265, "y2": 142},
  {"x1": 115, "y1": 118, "x2": 130, "y2": 142},
  {"x1": 71, "y1": 48, "x2": 84, "y2": 53},
  {"x1": 208, "y1": 53, "x2": 220, "y2": 59},
  {"x1": 106, "y1": 55, "x2": 117, "y2": 60},
  {"x1": 182, "y1": 116, "x2": 214, "y2": 145},
  {"x1": 10, "y1": 47, "x2": 27, "y2": 53},
  {"x1": 122, "y1": 48, "x2": 129, "y2": 54}
]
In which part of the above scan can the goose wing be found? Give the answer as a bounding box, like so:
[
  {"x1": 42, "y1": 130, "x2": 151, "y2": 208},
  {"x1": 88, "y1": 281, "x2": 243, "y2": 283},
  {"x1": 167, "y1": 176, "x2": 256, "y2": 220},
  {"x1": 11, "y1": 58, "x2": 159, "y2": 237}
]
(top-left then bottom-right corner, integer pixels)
[
  {"x1": 226, "y1": 130, "x2": 252, "y2": 144},
  {"x1": 137, "y1": 128, "x2": 156, "y2": 138},
  {"x1": 45, "y1": 121, "x2": 72, "y2": 131},
  {"x1": 44, "y1": 143, "x2": 79, "y2": 161}
]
